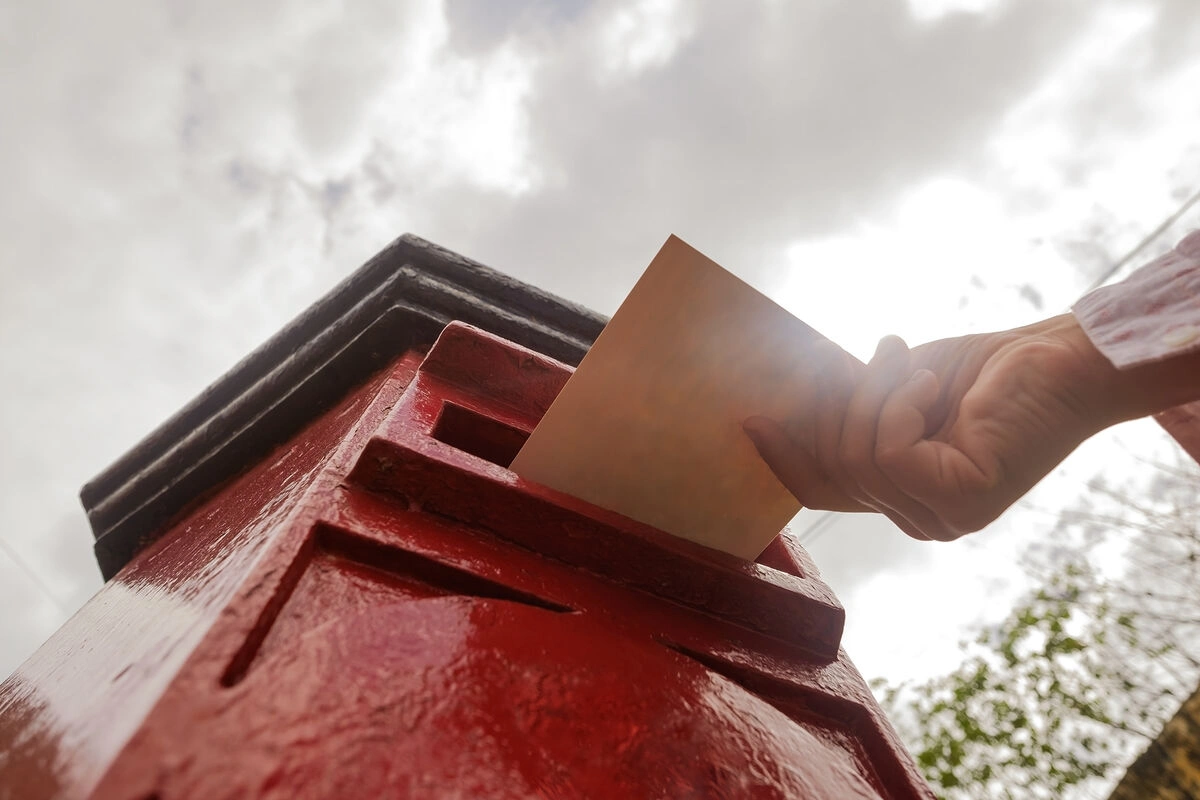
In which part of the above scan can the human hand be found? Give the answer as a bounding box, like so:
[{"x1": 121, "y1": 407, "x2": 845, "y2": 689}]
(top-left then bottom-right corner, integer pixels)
[{"x1": 745, "y1": 315, "x2": 1123, "y2": 541}]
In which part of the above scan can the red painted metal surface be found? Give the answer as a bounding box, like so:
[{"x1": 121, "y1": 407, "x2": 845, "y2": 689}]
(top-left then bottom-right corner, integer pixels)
[{"x1": 1, "y1": 323, "x2": 933, "y2": 799}]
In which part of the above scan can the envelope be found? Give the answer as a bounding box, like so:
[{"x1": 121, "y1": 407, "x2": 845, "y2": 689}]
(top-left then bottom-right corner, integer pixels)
[{"x1": 509, "y1": 235, "x2": 831, "y2": 560}]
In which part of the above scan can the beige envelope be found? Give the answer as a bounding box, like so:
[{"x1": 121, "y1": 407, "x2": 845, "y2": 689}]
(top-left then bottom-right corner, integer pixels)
[{"x1": 510, "y1": 235, "x2": 831, "y2": 560}]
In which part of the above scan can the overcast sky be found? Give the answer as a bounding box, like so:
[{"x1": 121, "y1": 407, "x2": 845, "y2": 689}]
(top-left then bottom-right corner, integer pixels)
[{"x1": 2, "y1": 0, "x2": 1199, "y2": 688}]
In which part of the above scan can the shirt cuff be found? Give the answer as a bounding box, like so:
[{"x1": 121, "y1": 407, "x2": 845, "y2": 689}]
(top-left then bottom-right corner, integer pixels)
[{"x1": 1072, "y1": 230, "x2": 1200, "y2": 370}]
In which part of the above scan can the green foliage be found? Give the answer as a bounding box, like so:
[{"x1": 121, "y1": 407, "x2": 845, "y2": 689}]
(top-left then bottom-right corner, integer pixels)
[
  {"x1": 875, "y1": 456, "x2": 1200, "y2": 799},
  {"x1": 876, "y1": 564, "x2": 1142, "y2": 799}
]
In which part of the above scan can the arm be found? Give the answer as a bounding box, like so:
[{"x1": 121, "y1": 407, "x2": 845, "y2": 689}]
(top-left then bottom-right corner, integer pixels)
[
  {"x1": 1074, "y1": 229, "x2": 1200, "y2": 461},
  {"x1": 745, "y1": 231, "x2": 1200, "y2": 542}
]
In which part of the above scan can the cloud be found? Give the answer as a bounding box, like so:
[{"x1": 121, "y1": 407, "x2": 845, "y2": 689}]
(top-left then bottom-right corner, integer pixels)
[
  {"x1": 595, "y1": 0, "x2": 697, "y2": 79},
  {"x1": 418, "y1": 0, "x2": 1115, "y2": 313},
  {"x1": 1, "y1": 0, "x2": 1199, "y2": 681},
  {"x1": 444, "y1": 0, "x2": 592, "y2": 53}
]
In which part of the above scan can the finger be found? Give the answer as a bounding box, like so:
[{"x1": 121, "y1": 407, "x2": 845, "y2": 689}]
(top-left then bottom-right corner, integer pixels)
[
  {"x1": 840, "y1": 335, "x2": 912, "y2": 464},
  {"x1": 872, "y1": 365, "x2": 1001, "y2": 539},
  {"x1": 814, "y1": 340, "x2": 857, "y2": 490},
  {"x1": 875, "y1": 369, "x2": 940, "y2": 459},
  {"x1": 870, "y1": 369, "x2": 959, "y2": 541},
  {"x1": 743, "y1": 416, "x2": 867, "y2": 512},
  {"x1": 873, "y1": 370, "x2": 994, "y2": 539},
  {"x1": 880, "y1": 511, "x2": 937, "y2": 542},
  {"x1": 876, "y1": 434, "x2": 994, "y2": 540},
  {"x1": 836, "y1": 337, "x2": 954, "y2": 540}
]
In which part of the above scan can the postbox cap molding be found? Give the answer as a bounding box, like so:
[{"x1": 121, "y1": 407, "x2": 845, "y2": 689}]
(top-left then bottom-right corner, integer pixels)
[{"x1": 82, "y1": 234, "x2": 608, "y2": 579}]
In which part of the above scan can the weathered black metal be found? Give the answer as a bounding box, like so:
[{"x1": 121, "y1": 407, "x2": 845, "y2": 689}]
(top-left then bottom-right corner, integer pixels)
[{"x1": 81, "y1": 234, "x2": 607, "y2": 579}]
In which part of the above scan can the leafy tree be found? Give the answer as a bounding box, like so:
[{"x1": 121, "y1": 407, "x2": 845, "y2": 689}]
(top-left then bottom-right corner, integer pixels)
[{"x1": 875, "y1": 452, "x2": 1200, "y2": 799}]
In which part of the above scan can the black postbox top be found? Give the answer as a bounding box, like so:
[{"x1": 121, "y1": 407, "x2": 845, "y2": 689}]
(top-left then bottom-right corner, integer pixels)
[{"x1": 82, "y1": 235, "x2": 607, "y2": 578}]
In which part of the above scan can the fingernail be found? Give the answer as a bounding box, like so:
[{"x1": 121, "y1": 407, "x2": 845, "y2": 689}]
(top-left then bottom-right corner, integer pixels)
[{"x1": 873, "y1": 335, "x2": 908, "y2": 362}]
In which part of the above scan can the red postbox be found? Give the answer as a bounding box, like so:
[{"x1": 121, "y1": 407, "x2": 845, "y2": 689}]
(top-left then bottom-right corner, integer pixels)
[{"x1": 0, "y1": 236, "x2": 933, "y2": 799}]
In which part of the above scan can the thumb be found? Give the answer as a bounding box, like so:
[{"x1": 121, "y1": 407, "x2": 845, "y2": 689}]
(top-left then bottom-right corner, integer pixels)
[{"x1": 744, "y1": 415, "x2": 866, "y2": 512}]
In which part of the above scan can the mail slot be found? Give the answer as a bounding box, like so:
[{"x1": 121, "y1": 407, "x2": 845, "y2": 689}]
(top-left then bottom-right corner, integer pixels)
[
  {"x1": 430, "y1": 401, "x2": 531, "y2": 468},
  {"x1": 0, "y1": 238, "x2": 932, "y2": 800},
  {"x1": 351, "y1": 321, "x2": 849, "y2": 659}
]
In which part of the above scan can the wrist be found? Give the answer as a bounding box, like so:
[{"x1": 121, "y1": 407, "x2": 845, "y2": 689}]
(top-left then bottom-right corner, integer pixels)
[
  {"x1": 1035, "y1": 313, "x2": 1200, "y2": 429},
  {"x1": 1022, "y1": 314, "x2": 1127, "y2": 434}
]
